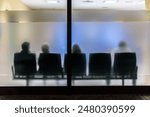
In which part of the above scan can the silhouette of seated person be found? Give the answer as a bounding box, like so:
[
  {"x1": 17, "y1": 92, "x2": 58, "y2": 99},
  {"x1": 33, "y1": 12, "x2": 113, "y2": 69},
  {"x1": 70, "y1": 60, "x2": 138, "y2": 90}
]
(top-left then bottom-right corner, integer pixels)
[
  {"x1": 111, "y1": 41, "x2": 132, "y2": 65},
  {"x1": 14, "y1": 42, "x2": 36, "y2": 76},
  {"x1": 38, "y1": 44, "x2": 63, "y2": 80},
  {"x1": 113, "y1": 41, "x2": 131, "y2": 53},
  {"x1": 111, "y1": 41, "x2": 137, "y2": 86},
  {"x1": 71, "y1": 44, "x2": 86, "y2": 77},
  {"x1": 38, "y1": 44, "x2": 50, "y2": 74},
  {"x1": 72, "y1": 44, "x2": 82, "y2": 54}
]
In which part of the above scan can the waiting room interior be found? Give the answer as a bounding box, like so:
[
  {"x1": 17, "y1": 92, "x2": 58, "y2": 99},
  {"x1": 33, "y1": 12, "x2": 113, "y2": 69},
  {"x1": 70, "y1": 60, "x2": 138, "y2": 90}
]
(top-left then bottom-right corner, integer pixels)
[{"x1": 0, "y1": 0, "x2": 150, "y2": 86}]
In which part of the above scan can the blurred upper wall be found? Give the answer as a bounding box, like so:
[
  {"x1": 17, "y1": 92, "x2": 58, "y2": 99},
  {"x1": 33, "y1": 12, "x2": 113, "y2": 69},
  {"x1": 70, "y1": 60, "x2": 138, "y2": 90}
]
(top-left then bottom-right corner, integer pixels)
[{"x1": 0, "y1": 0, "x2": 31, "y2": 11}]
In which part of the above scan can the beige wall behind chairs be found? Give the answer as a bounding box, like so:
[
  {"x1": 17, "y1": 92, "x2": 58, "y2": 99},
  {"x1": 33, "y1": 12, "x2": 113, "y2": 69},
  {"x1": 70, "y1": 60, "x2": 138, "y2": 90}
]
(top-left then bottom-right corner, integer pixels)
[
  {"x1": 146, "y1": 0, "x2": 150, "y2": 10},
  {"x1": 0, "y1": 0, "x2": 31, "y2": 11}
]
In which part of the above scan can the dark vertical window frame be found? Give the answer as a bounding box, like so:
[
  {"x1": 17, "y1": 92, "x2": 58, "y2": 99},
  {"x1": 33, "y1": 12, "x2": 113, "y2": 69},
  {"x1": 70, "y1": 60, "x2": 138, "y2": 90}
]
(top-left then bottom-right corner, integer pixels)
[{"x1": 67, "y1": 0, "x2": 72, "y2": 88}]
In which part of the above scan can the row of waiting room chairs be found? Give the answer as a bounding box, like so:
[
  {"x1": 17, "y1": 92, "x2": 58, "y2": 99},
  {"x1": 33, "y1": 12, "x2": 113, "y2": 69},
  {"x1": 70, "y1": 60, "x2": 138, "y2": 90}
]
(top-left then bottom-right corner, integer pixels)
[{"x1": 12, "y1": 53, "x2": 137, "y2": 86}]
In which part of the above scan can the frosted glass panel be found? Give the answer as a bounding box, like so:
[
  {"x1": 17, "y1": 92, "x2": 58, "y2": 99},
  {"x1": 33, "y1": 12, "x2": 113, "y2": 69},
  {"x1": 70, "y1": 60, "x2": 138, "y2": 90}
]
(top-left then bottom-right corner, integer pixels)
[
  {"x1": 0, "y1": 22, "x2": 67, "y2": 86},
  {"x1": 72, "y1": 22, "x2": 149, "y2": 86}
]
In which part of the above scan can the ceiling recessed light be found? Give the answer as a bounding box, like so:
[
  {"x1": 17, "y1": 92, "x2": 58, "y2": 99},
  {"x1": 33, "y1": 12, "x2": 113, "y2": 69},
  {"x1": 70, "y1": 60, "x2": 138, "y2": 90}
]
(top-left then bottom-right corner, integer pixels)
[
  {"x1": 45, "y1": 0, "x2": 60, "y2": 4},
  {"x1": 82, "y1": 0, "x2": 94, "y2": 3},
  {"x1": 103, "y1": 0, "x2": 117, "y2": 4}
]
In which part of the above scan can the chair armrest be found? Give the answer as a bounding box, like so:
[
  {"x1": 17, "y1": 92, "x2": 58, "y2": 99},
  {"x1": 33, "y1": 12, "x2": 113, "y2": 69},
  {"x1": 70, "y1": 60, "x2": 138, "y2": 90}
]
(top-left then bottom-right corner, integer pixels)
[{"x1": 11, "y1": 66, "x2": 15, "y2": 79}]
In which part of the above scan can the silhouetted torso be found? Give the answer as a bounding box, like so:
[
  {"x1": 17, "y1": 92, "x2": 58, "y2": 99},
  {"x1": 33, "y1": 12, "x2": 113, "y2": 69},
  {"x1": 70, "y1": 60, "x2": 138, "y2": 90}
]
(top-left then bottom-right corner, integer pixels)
[
  {"x1": 14, "y1": 51, "x2": 36, "y2": 75},
  {"x1": 38, "y1": 53, "x2": 62, "y2": 75}
]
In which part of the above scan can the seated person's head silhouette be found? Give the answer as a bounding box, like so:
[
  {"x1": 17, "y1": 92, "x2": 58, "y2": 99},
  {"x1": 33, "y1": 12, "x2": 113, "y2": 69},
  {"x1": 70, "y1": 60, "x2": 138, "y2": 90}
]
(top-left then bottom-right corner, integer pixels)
[
  {"x1": 118, "y1": 41, "x2": 127, "y2": 49},
  {"x1": 72, "y1": 44, "x2": 82, "y2": 54},
  {"x1": 41, "y1": 44, "x2": 49, "y2": 53},
  {"x1": 21, "y1": 42, "x2": 30, "y2": 53},
  {"x1": 113, "y1": 41, "x2": 131, "y2": 53}
]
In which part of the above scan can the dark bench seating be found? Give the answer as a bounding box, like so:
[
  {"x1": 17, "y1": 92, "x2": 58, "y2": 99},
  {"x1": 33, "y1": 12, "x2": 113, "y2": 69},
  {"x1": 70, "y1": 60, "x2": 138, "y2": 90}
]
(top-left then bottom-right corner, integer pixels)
[
  {"x1": 12, "y1": 53, "x2": 65, "y2": 86},
  {"x1": 64, "y1": 54, "x2": 86, "y2": 78},
  {"x1": 89, "y1": 53, "x2": 111, "y2": 85},
  {"x1": 70, "y1": 53, "x2": 137, "y2": 86},
  {"x1": 67, "y1": 53, "x2": 137, "y2": 86},
  {"x1": 38, "y1": 53, "x2": 64, "y2": 78},
  {"x1": 12, "y1": 53, "x2": 138, "y2": 86}
]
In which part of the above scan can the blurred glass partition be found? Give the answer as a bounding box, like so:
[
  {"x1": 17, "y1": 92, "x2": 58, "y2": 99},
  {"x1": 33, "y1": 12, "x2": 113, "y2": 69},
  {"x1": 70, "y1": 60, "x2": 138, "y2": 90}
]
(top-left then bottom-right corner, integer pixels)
[
  {"x1": 72, "y1": 0, "x2": 150, "y2": 86},
  {"x1": 72, "y1": 22, "x2": 149, "y2": 86},
  {"x1": 0, "y1": 0, "x2": 67, "y2": 86}
]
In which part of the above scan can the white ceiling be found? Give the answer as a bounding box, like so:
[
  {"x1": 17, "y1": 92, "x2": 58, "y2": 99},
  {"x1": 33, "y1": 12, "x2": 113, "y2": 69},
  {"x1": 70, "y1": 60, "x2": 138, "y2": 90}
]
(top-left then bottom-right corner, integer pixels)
[
  {"x1": 21, "y1": 0, "x2": 67, "y2": 9},
  {"x1": 21, "y1": 0, "x2": 146, "y2": 10}
]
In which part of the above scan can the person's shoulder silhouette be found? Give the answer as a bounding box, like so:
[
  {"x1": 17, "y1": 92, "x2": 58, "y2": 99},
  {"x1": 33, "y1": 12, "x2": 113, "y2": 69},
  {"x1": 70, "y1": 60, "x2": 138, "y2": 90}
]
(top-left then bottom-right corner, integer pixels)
[
  {"x1": 38, "y1": 44, "x2": 51, "y2": 73},
  {"x1": 17, "y1": 41, "x2": 36, "y2": 64},
  {"x1": 14, "y1": 42, "x2": 36, "y2": 75}
]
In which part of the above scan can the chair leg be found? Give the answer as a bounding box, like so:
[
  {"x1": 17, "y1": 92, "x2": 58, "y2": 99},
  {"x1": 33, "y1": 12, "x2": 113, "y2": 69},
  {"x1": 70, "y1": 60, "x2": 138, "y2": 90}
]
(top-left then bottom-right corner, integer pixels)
[
  {"x1": 72, "y1": 80, "x2": 74, "y2": 86},
  {"x1": 56, "y1": 80, "x2": 59, "y2": 86},
  {"x1": 62, "y1": 73, "x2": 64, "y2": 79},
  {"x1": 132, "y1": 79, "x2": 136, "y2": 86},
  {"x1": 56, "y1": 75, "x2": 60, "y2": 86},
  {"x1": 42, "y1": 75, "x2": 46, "y2": 86},
  {"x1": 26, "y1": 79, "x2": 29, "y2": 86},
  {"x1": 122, "y1": 79, "x2": 125, "y2": 86},
  {"x1": 106, "y1": 75, "x2": 111, "y2": 86},
  {"x1": 121, "y1": 75, "x2": 125, "y2": 86},
  {"x1": 72, "y1": 76, "x2": 75, "y2": 86},
  {"x1": 11, "y1": 66, "x2": 15, "y2": 79},
  {"x1": 43, "y1": 79, "x2": 46, "y2": 86},
  {"x1": 106, "y1": 79, "x2": 110, "y2": 86}
]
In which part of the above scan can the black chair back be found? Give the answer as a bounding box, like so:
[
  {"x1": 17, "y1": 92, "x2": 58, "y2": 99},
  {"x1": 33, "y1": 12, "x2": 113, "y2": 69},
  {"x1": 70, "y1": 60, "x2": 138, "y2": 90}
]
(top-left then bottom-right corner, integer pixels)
[
  {"x1": 14, "y1": 53, "x2": 36, "y2": 75},
  {"x1": 89, "y1": 53, "x2": 111, "y2": 76},
  {"x1": 64, "y1": 54, "x2": 86, "y2": 76},
  {"x1": 38, "y1": 53, "x2": 62, "y2": 75},
  {"x1": 113, "y1": 53, "x2": 136, "y2": 74}
]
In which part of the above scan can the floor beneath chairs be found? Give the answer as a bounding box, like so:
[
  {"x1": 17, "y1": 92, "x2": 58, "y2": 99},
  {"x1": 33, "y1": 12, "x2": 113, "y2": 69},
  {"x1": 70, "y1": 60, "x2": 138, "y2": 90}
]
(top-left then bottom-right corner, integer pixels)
[
  {"x1": 0, "y1": 74, "x2": 150, "y2": 86},
  {"x1": 0, "y1": 95, "x2": 149, "y2": 100},
  {"x1": 0, "y1": 80, "x2": 137, "y2": 86}
]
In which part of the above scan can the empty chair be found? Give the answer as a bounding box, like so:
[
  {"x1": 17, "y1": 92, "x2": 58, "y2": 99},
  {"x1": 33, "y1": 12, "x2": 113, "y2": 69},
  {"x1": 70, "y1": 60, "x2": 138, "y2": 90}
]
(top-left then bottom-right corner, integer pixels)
[
  {"x1": 13, "y1": 52, "x2": 36, "y2": 77},
  {"x1": 38, "y1": 53, "x2": 63, "y2": 78},
  {"x1": 64, "y1": 54, "x2": 86, "y2": 78},
  {"x1": 113, "y1": 53, "x2": 137, "y2": 86},
  {"x1": 89, "y1": 53, "x2": 111, "y2": 85},
  {"x1": 89, "y1": 53, "x2": 111, "y2": 77}
]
